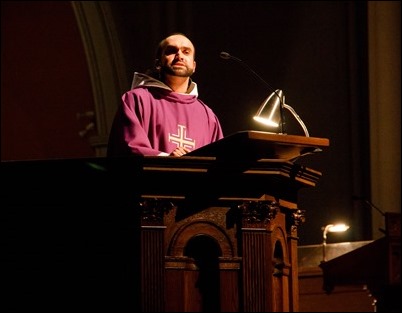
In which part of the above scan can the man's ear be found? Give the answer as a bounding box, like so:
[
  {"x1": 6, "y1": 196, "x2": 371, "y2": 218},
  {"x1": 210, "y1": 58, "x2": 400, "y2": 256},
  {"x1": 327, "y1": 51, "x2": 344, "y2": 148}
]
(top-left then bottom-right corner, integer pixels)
[
  {"x1": 154, "y1": 59, "x2": 161, "y2": 70},
  {"x1": 193, "y1": 60, "x2": 196, "y2": 73}
]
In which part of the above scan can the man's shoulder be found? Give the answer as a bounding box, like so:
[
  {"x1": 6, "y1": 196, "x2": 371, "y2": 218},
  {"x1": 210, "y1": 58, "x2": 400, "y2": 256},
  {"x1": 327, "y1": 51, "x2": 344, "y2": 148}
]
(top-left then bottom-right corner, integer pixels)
[
  {"x1": 123, "y1": 86, "x2": 168, "y2": 105},
  {"x1": 124, "y1": 86, "x2": 152, "y2": 96}
]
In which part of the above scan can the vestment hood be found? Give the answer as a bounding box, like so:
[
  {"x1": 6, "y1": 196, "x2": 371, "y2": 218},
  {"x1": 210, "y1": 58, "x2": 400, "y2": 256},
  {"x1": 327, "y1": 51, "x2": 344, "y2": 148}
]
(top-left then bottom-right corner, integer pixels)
[{"x1": 130, "y1": 72, "x2": 198, "y2": 96}]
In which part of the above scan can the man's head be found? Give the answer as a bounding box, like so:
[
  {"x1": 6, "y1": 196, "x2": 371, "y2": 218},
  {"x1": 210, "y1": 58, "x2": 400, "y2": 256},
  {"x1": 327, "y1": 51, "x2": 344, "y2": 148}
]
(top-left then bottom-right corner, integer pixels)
[{"x1": 154, "y1": 33, "x2": 196, "y2": 79}]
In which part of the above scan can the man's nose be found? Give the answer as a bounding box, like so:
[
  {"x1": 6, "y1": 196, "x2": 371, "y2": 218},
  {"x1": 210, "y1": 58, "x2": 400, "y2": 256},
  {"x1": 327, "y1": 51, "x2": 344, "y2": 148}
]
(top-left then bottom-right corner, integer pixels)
[{"x1": 175, "y1": 51, "x2": 184, "y2": 59}]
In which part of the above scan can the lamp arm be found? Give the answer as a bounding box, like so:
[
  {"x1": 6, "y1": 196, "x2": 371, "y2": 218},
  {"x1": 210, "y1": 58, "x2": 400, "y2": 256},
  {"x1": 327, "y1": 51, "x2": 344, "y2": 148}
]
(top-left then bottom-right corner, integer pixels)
[{"x1": 283, "y1": 103, "x2": 310, "y2": 137}]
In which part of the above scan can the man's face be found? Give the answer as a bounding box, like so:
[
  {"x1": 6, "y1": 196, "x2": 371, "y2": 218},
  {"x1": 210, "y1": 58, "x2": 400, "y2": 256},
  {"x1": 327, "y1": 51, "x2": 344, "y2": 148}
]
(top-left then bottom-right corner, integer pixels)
[{"x1": 159, "y1": 35, "x2": 196, "y2": 77}]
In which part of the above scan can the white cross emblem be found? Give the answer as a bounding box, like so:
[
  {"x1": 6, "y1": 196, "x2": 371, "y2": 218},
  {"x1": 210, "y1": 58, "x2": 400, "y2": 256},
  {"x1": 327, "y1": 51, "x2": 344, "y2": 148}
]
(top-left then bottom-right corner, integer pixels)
[{"x1": 169, "y1": 124, "x2": 196, "y2": 150}]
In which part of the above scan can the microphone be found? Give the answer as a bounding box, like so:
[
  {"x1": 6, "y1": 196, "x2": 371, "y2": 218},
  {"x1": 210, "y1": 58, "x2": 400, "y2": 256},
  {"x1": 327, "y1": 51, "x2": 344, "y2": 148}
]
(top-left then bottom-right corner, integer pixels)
[
  {"x1": 352, "y1": 196, "x2": 387, "y2": 235},
  {"x1": 220, "y1": 51, "x2": 286, "y2": 134},
  {"x1": 219, "y1": 51, "x2": 233, "y2": 60},
  {"x1": 352, "y1": 196, "x2": 385, "y2": 216}
]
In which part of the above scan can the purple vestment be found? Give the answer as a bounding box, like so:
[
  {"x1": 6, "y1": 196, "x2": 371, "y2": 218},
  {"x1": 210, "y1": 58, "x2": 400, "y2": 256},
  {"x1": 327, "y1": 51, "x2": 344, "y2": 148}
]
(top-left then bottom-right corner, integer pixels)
[{"x1": 107, "y1": 73, "x2": 224, "y2": 156}]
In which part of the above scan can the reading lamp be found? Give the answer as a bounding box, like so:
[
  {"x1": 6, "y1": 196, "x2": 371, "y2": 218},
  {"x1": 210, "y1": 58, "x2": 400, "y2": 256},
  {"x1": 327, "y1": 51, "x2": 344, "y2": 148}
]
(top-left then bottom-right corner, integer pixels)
[
  {"x1": 253, "y1": 89, "x2": 310, "y2": 137},
  {"x1": 321, "y1": 223, "x2": 350, "y2": 263}
]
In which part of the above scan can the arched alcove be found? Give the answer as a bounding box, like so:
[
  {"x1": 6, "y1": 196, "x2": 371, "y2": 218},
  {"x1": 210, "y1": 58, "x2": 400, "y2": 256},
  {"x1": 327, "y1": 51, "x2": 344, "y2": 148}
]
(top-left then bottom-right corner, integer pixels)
[
  {"x1": 184, "y1": 235, "x2": 222, "y2": 312},
  {"x1": 167, "y1": 219, "x2": 235, "y2": 257}
]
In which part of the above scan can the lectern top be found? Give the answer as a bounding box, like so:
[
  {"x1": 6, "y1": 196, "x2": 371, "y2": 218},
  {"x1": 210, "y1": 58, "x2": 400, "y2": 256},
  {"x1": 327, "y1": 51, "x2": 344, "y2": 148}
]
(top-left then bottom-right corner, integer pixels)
[{"x1": 186, "y1": 130, "x2": 329, "y2": 161}]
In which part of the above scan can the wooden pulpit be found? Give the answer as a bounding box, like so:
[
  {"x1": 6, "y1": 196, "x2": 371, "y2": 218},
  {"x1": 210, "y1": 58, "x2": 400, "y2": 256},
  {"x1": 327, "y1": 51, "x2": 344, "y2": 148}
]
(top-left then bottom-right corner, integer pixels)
[{"x1": 122, "y1": 131, "x2": 330, "y2": 312}]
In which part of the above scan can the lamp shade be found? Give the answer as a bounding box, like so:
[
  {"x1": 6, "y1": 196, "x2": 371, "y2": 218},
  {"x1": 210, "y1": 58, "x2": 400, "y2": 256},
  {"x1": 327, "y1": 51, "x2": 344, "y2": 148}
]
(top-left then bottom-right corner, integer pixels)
[
  {"x1": 253, "y1": 89, "x2": 310, "y2": 137},
  {"x1": 253, "y1": 89, "x2": 284, "y2": 127}
]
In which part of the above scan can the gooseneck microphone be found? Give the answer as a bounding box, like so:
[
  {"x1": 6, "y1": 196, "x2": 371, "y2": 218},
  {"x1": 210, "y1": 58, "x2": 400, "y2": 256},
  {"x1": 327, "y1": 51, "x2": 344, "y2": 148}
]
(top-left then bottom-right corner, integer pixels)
[
  {"x1": 352, "y1": 196, "x2": 385, "y2": 216},
  {"x1": 352, "y1": 196, "x2": 387, "y2": 234},
  {"x1": 219, "y1": 51, "x2": 238, "y2": 60},
  {"x1": 219, "y1": 51, "x2": 286, "y2": 133}
]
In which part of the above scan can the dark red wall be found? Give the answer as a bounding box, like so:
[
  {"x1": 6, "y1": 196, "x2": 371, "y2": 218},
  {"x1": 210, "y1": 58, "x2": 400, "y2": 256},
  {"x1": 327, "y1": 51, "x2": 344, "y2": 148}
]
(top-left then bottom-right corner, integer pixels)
[{"x1": 1, "y1": 1, "x2": 95, "y2": 160}]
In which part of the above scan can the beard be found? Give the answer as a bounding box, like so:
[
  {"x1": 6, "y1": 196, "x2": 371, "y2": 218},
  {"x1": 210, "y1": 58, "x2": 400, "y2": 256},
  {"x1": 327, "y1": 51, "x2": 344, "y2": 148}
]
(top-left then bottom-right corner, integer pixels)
[{"x1": 161, "y1": 64, "x2": 194, "y2": 77}]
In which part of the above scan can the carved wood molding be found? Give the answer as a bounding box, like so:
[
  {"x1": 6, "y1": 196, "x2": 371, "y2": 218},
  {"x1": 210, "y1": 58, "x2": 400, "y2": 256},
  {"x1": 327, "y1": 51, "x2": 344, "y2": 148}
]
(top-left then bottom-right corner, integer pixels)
[
  {"x1": 238, "y1": 200, "x2": 280, "y2": 228},
  {"x1": 139, "y1": 198, "x2": 175, "y2": 226}
]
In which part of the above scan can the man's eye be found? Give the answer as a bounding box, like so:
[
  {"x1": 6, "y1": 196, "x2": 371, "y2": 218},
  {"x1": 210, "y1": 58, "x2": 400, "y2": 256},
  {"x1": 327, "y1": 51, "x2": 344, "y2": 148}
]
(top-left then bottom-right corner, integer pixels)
[{"x1": 164, "y1": 47, "x2": 178, "y2": 55}]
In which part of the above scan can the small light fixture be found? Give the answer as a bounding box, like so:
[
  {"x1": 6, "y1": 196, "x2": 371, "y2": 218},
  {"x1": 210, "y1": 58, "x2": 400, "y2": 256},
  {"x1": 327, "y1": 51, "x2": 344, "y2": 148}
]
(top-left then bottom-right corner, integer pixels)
[
  {"x1": 253, "y1": 89, "x2": 310, "y2": 137},
  {"x1": 321, "y1": 223, "x2": 350, "y2": 263}
]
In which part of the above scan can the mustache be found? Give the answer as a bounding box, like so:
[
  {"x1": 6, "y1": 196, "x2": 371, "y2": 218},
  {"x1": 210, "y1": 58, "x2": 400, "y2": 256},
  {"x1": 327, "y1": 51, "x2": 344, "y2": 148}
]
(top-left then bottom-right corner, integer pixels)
[{"x1": 161, "y1": 64, "x2": 194, "y2": 77}]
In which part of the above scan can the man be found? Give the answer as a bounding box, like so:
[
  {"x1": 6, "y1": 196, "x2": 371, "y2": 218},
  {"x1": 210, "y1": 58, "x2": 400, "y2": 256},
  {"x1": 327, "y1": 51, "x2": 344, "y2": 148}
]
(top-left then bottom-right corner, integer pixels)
[{"x1": 107, "y1": 33, "x2": 224, "y2": 157}]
